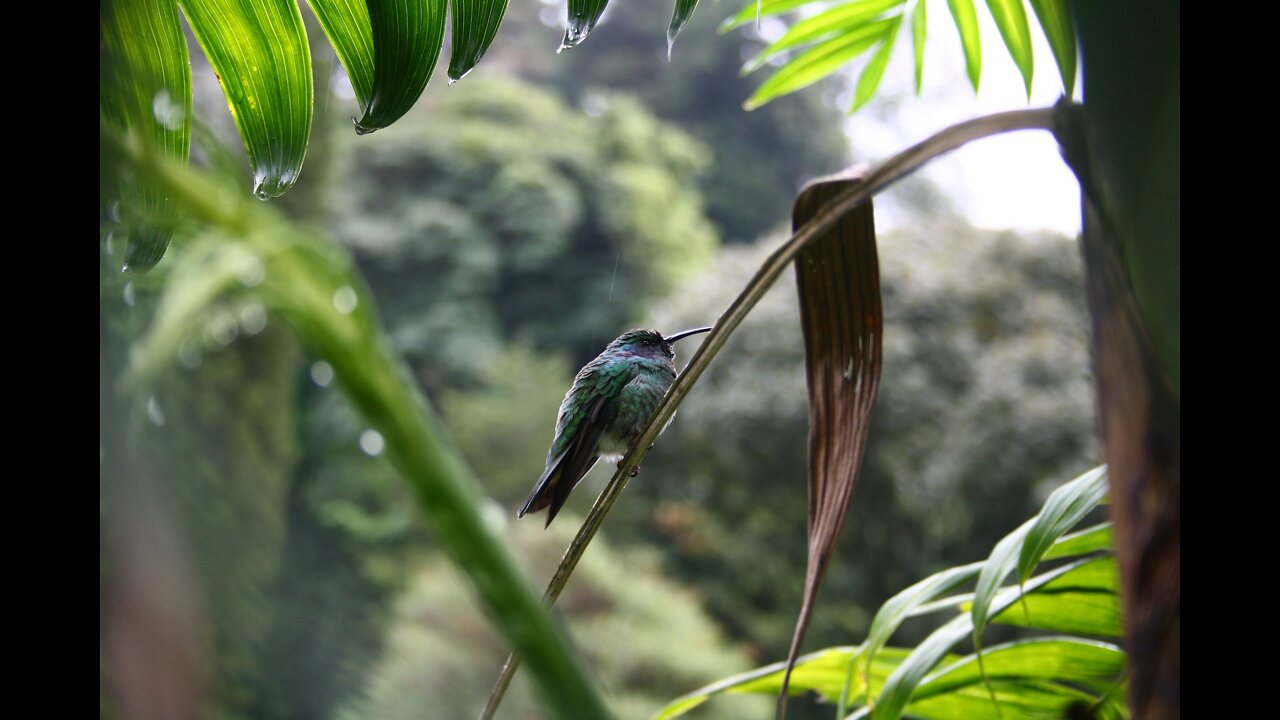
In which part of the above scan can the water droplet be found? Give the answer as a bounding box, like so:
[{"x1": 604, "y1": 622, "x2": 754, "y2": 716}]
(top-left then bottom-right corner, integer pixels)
[
  {"x1": 122, "y1": 282, "x2": 136, "y2": 307},
  {"x1": 310, "y1": 360, "x2": 335, "y2": 387},
  {"x1": 332, "y1": 286, "x2": 358, "y2": 315},
  {"x1": 252, "y1": 172, "x2": 282, "y2": 200},
  {"x1": 109, "y1": 201, "x2": 122, "y2": 223},
  {"x1": 178, "y1": 338, "x2": 203, "y2": 369},
  {"x1": 239, "y1": 302, "x2": 268, "y2": 335},
  {"x1": 359, "y1": 429, "x2": 385, "y2": 456},
  {"x1": 235, "y1": 255, "x2": 265, "y2": 288},
  {"x1": 152, "y1": 90, "x2": 186, "y2": 130},
  {"x1": 205, "y1": 311, "x2": 239, "y2": 349},
  {"x1": 152, "y1": 90, "x2": 171, "y2": 116},
  {"x1": 104, "y1": 233, "x2": 114, "y2": 254},
  {"x1": 147, "y1": 396, "x2": 166, "y2": 426},
  {"x1": 480, "y1": 499, "x2": 508, "y2": 533},
  {"x1": 582, "y1": 92, "x2": 609, "y2": 117},
  {"x1": 559, "y1": 15, "x2": 592, "y2": 51}
]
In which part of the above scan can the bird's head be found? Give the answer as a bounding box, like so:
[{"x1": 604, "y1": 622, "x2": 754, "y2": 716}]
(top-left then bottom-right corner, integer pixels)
[{"x1": 608, "y1": 326, "x2": 713, "y2": 360}]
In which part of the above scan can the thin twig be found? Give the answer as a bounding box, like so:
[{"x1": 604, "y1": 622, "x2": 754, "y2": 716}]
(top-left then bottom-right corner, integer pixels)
[{"x1": 479, "y1": 104, "x2": 1062, "y2": 720}]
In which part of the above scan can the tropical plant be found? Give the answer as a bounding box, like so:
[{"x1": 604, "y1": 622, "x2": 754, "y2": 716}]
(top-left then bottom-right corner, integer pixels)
[
  {"x1": 101, "y1": 0, "x2": 1179, "y2": 716},
  {"x1": 654, "y1": 466, "x2": 1125, "y2": 720},
  {"x1": 326, "y1": 76, "x2": 719, "y2": 375},
  {"x1": 343, "y1": 518, "x2": 771, "y2": 720},
  {"x1": 100, "y1": 126, "x2": 611, "y2": 718},
  {"x1": 727, "y1": 0, "x2": 1077, "y2": 110},
  {"x1": 628, "y1": 224, "x2": 1097, "y2": 658},
  {"x1": 100, "y1": 0, "x2": 1078, "y2": 270}
]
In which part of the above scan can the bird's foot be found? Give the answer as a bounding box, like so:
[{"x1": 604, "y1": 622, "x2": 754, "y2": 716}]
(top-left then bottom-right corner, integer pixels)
[{"x1": 615, "y1": 460, "x2": 641, "y2": 478}]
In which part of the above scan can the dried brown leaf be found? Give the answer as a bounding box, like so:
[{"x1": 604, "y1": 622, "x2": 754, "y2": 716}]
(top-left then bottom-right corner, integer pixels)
[{"x1": 777, "y1": 170, "x2": 883, "y2": 718}]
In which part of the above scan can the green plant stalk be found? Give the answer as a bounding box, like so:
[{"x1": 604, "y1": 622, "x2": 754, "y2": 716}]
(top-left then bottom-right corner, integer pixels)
[
  {"x1": 480, "y1": 103, "x2": 1064, "y2": 719},
  {"x1": 102, "y1": 123, "x2": 610, "y2": 720},
  {"x1": 836, "y1": 645, "x2": 867, "y2": 717}
]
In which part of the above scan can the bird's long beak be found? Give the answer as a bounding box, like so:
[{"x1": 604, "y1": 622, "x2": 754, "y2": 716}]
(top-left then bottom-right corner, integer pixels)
[{"x1": 664, "y1": 326, "x2": 714, "y2": 344}]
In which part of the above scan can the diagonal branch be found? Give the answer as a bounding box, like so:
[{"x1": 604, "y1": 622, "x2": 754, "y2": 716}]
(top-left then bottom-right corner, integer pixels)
[{"x1": 480, "y1": 103, "x2": 1063, "y2": 719}]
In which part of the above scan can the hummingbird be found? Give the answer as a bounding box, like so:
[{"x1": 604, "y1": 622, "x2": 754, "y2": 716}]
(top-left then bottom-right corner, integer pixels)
[{"x1": 518, "y1": 326, "x2": 714, "y2": 527}]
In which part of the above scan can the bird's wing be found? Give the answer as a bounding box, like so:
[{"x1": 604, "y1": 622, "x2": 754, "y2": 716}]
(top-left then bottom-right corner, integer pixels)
[{"x1": 518, "y1": 392, "x2": 610, "y2": 527}]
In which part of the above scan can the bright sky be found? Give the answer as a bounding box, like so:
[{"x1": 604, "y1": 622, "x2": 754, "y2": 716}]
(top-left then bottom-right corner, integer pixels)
[{"x1": 832, "y1": 7, "x2": 1084, "y2": 237}]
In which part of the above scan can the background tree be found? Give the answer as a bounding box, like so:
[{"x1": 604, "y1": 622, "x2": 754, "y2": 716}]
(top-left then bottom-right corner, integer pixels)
[
  {"x1": 613, "y1": 222, "x2": 1096, "y2": 662},
  {"x1": 326, "y1": 77, "x2": 718, "y2": 378},
  {"x1": 490, "y1": 0, "x2": 852, "y2": 243},
  {"x1": 340, "y1": 522, "x2": 771, "y2": 720},
  {"x1": 102, "y1": 0, "x2": 1176, "y2": 716}
]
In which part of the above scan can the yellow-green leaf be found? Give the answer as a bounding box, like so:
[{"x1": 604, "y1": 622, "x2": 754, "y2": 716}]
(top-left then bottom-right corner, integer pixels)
[
  {"x1": 450, "y1": 0, "x2": 510, "y2": 80},
  {"x1": 852, "y1": 17, "x2": 901, "y2": 110},
  {"x1": 306, "y1": 0, "x2": 375, "y2": 108},
  {"x1": 917, "y1": 638, "x2": 1125, "y2": 698},
  {"x1": 743, "y1": 3, "x2": 899, "y2": 73},
  {"x1": 946, "y1": 0, "x2": 981, "y2": 91},
  {"x1": 972, "y1": 465, "x2": 1108, "y2": 651},
  {"x1": 910, "y1": 0, "x2": 926, "y2": 93},
  {"x1": 873, "y1": 557, "x2": 1092, "y2": 720},
  {"x1": 721, "y1": 0, "x2": 826, "y2": 33},
  {"x1": 100, "y1": 0, "x2": 191, "y2": 271},
  {"x1": 996, "y1": 557, "x2": 1122, "y2": 637},
  {"x1": 667, "y1": 0, "x2": 701, "y2": 54},
  {"x1": 561, "y1": 0, "x2": 610, "y2": 49},
  {"x1": 355, "y1": 0, "x2": 447, "y2": 133},
  {"x1": 861, "y1": 561, "x2": 983, "y2": 701},
  {"x1": 745, "y1": 24, "x2": 888, "y2": 108},
  {"x1": 178, "y1": 0, "x2": 313, "y2": 199},
  {"x1": 1017, "y1": 465, "x2": 1109, "y2": 583},
  {"x1": 1028, "y1": 0, "x2": 1077, "y2": 94},
  {"x1": 1041, "y1": 523, "x2": 1112, "y2": 561},
  {"x1": 984, "y1": 0, "x2": 1033, "y2": 96},
  {"x1": 652, "y1": 647, "x2": 912, "y2": 718}
]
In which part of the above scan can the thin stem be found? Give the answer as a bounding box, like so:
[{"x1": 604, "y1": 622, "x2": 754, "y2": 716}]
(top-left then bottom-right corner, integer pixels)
[{"x1": 480, "y1": 104, "x2": 1063, "y2": 719}]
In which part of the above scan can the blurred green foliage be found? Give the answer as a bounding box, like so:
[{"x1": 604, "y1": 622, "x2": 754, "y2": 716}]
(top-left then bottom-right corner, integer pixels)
[
  {"x1": 655, "y1": 508, "x2": 1124, "y2": 720},
  {"x1": 439, "y1": 344, "x2": 578, "y2": 499},
  {"x1": 102, "y1": 17, "x2": 1096, "y2": 720},
  {"x1": 619, "y1": 222, "x2": 1096, "y2": 666},
  {"x1": 487, "y1": 0, "x2": 851, "y2": 243},
  {"x1": 326, "y1": 77, "x2": 717, "y2": 379},
  {"x1": 102, "y1": 238, "x2": 309, "y2": 719},
  {"x1": 144, "y1": 328, "x2": 300, "y2": 719},
  {"x1": 340, "y1": 519, "x2": 771, "y2": 720}
]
